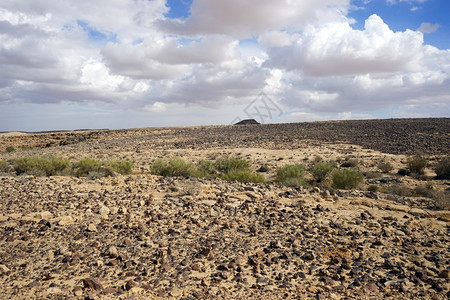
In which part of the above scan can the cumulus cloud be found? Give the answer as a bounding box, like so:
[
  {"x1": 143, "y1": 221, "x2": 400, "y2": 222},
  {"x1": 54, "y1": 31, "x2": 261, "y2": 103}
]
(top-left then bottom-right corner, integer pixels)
[
  {"x1": 158, "y1": 0, "x2": 351, "y2": 38},
  {"x1": 263, "y1": 15, "x2": 424, "y2": 76},
  {"x1": 0, "y1": 0, "x2": 448, "y2": 130},
  {"x1": 417, "y1": 22, "x2": 440, "y2": 34}
]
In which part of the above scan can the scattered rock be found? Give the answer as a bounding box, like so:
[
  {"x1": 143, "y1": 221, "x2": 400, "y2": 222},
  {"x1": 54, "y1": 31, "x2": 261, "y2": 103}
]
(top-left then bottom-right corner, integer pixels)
[
  {"x1": 82, "y1": 278, "x2": 103, "y2": 291},
  {"x1": 106, "y1": 246, "x2": 118, "y2": 258},
  {"x1": 87, "y1": 223, "x2": 98, "y2": 232}
]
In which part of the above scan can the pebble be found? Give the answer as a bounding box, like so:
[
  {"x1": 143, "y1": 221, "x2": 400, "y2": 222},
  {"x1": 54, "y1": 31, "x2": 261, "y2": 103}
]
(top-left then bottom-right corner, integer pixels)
[
  {"x1": 58, "y1": 216, "x2": 74, "y2": 225},
  {"x1": 87, "y1": 223, "x2": 98, "y2": 232},
  {"x1": 82, "y1": 278, "x2": 103, "y2": 291},
  {"x1": 106, "y1": 246, "x2": 118, "y2": 258}
]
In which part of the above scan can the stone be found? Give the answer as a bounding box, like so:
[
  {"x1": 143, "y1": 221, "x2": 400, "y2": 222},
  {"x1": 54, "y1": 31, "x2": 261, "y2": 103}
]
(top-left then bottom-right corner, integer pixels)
[
  {"x1": 106, "y1": 246, "x2": 118, "y2": 258},
  {"x1": 87, "y1": 223, "x2": 98, "y2": 232},
  {"x1": 439, "y1": 269, "x2": 449, "y2": 279},
  {"x1": 73, "y1": 286, "x2": 83, "y2": 296},
  {"x1": 125, "y1": 280, "x2": 137, "y2": 291},
  {"x1": 0, "y1": 264, "x2": 10, "y2": 273},
  {"x1": 82, "y1": 278, "x2": 103, "y2": 291},
  {"x1": 99, "y1": 206, "x2": 110, "y2": 219},
  {"x1": 58, "y1": 216, "x2": 74, "y2": 226}
]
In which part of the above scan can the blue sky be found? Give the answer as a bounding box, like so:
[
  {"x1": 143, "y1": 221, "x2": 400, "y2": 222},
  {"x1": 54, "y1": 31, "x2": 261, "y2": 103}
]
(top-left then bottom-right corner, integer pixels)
[{"x1": 0, "y1": 0, "x2": 449, "y2": 131}]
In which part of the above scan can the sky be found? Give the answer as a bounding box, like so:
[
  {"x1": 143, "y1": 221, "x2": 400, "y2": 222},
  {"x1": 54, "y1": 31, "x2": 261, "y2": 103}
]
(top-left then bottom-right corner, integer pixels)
[{"x1": 0, "y1": 0, "x2": 449, "y2": 131}]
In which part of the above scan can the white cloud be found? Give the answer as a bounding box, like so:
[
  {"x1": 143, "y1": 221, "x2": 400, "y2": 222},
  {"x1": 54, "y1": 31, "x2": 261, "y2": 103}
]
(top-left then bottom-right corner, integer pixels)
[
  {"x1": 417, "y1": 22, "x2": 440, "y2": 34},
  {"x1": 0, "y1": 0, "x2": 448, "y2": 131},
  {"x1": 264, "y1": 15, "x2": 424, "y2": 76},
  {"x1": 158, "y1": 0, "x2": 351, "y2": 38}
]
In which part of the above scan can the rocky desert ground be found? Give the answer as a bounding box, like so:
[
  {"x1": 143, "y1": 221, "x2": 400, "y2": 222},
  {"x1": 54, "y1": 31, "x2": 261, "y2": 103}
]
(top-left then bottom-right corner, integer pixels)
[{"x1": 0, "y1": 118, "x2": 449, "y2": 299}]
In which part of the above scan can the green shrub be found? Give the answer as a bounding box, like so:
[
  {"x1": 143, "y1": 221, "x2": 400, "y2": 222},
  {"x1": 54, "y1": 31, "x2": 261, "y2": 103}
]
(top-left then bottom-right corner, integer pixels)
[
  {"x1": 377, "y1": 161, "x2": 393, "y2": 173},
  {"x1": 367, "y1": 185, "x2": 378, "y2": 192},
  {"x1": 104, "y1": 160, "x2": 133, "y2": 175},
  {"x1": 73, "y1": 158, "x2": 102, "y2": 177},
  {"x1": 276, "y1": 164, "x2": 306, "y2": 187},
  {"x1": 150, "y1": 157, "x2": 196, "y2": 177},
  {"x1": 0, "y1": 160, "x2": 11, "y2": 173},
  {"x1": 388, "y1": 184, "x2": 412, "y2": 197},
  {"x1": 311, "y1": 162, "x2": 335, "y2": 182},
  {"x1": 340, "y1": 158, "x2": 358, "y2": 168},
  {"x1": 195, "y1": 160, "x2": 216, "y2": 177},
  {"x1": 14, "y1": 156, "x2": 71, "y2": 176},
  {"x1": 214, "y1": 156, "x2": 250, "y2": 173},
  {"x1": 5, "y1": 146, "x2": 15, "y2": 153},
  {"x1": 434, "y1": 157, "x2": 450, "y2": 179},
  {"x1": 220, "y1": 169, "x2": 265, "y2": 183},
  {"x1": 407, "y1": 155, "x2": 427, "y2": 175},
  {"x1": 331, "y1": 169, "x2": 364, "y2": 189}
]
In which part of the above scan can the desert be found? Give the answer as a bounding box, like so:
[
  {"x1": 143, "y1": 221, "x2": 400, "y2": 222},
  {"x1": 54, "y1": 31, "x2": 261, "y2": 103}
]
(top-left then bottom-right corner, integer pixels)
[{"x1": 0, "y1": 118, "x2": 449, "y2": 299}]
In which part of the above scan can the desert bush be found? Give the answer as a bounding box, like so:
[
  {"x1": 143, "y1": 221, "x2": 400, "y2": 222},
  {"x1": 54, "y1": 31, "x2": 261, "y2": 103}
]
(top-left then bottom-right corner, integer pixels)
[
  {"x1": 0, "y1": 160, "x2": 12, "y2": 174},
  {"x1": 220, "y1": 169, "x2": 265, "y2": 183},
  {"x1": 434, "y1": 191, "x2": 450, "y2": 210},
  {"x1": 434, "y1": 157, "x2": 450, "y2": 179},
  {"x1": 276, "y1": 164, "x2": 306, "y2": 187},
  {"x1": 73, "y1": 158, "x2": 102, "y2": 177},
  {"x1": 5, "y1": 146, "x2": 15, "y2": 153},
  {"x1": 340, "y1": 158, "x2": 358, "y2": 168},
  {"x1": 104, "y1": 160, "x2": 134, "y2": 175},
  {"x1": 310, "y1": 161, "x2": 335, "y2": 182},
  {"x1": 407, "y1": 155, "x2": 427, "y2": 175},
  {"x1": 195, "y1": 160, "x2": 216, "y2": 177},
  {"x1": 214, "y1": 156, "x2": 250, "y2": 173},
  {"x1": 388, "y1": 184, "x2": 412, "y2": 197},
  {"x1": 367, "y1": 185, "x2": 378, "y2": 192},
  {"x1": 150, "y1": 157, "x2": 196, "y2": 177},
  {"x1": 377, "y1": 161, "x2": 393, "y2": 173},
  {"x1": 331, "y1": 169, "x2": 364, "y2": 189},
  {"x1": 14, "y1": 156, "x2": 71, "y2": 176}
]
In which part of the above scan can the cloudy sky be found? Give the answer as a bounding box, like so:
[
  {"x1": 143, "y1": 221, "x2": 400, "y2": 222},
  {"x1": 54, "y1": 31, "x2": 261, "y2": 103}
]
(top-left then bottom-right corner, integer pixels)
[{"x1": 0, "y1": 0, "x2": 449, "y2": 131}]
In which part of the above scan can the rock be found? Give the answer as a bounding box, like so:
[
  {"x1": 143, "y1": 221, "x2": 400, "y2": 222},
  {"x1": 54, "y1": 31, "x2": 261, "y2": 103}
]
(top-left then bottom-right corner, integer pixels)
[
  {"x1": 303, "y1": 252, "x2": 315, "y2": 261},
  {"x1": 367, "y1": 221, "x2": 380, "y2": 229},
  {"x1": 170, "y1": 287, "x2": 183, "y2": 297},
  {"x1": 58, "y1": 216, "x2": 74, "y2": 226},
  {"x1": 87, "y1": 223, "x2": 98, "y2": 232},
  {"x1": 106, "y1": 246, "x2": 118, "y2": 258},
  {"x1": 125, "y1": 280, "x2": 137, "y2": 291},
  {"x1": 38, "y1": 211, "x2": 54, "y2": 219},
  {"x1": 234, "y1": 119, "x2": 260, "y2": 125},
  {"x1": 27, "y1": 280, "x2": 41, "y2": 288},
  {"x1": 409, "y1": 208, "x2": 428, "y2": 217},
  {"x1": 439, "y1": 269, "x2": 449, "y2": 279},
  {"x1": 0, "y1": 264, "x2": 10, "y2": 273},
  {"x1": 73, "y1": 286, "x2": 83, "y2": 296},
  {"x1": 99, "y1": 206, "x2": 110, "y2": 219},
  {"x1": 103, "y1": 287, "x2": 116, "y2": 295},
  {"x1": 82, "y1": 278, "x2": 103, "y2": 291}
]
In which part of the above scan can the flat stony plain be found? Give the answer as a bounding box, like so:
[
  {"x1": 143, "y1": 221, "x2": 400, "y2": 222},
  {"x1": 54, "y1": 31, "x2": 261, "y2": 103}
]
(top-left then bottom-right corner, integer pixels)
[{"x1": 0, "y1": 118, "x2": 449, "y2": 299}]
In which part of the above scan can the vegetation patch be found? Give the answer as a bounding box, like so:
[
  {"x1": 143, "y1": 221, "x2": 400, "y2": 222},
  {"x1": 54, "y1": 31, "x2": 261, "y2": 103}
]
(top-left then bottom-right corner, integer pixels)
[
  {"x1": 434, "y1": 157, "x2": 449, "y2": 179},
  {"x1": 5, "y1": 146, "x2": 15, "y2": 153},
  {"x1": 310, "y1": 161, "x2": 335, "y2": 182},
  {"x1": 150, "y1": 157, "x2": 196, "y2": 177},
  {"x1": 104, "y1": 160, "x2": 134, "y2": 175},
  {"x1": 377, "y1": 160, "x2": 393, "y2": 173},
  {"x1": 331, "y1": 169, "x2": 364, "y2": 189},
  {"x1": 407, "y1": 155, "x2": 427, "y2": 175},
  {"x1": 14, "y1": 156, "x2": 71, "y2": 176},
  {"x1": 276, "y1": 164, "x2": 306, "y2": 187},
  {"x1": 220, "y1": 169, "x2": 265, "y2": 183}
]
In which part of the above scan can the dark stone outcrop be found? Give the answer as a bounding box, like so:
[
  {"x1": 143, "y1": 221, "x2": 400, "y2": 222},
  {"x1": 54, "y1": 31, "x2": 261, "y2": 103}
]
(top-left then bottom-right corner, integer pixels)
[{"x1": 234, "y1": 119, "x2": 260, "y2": 125}]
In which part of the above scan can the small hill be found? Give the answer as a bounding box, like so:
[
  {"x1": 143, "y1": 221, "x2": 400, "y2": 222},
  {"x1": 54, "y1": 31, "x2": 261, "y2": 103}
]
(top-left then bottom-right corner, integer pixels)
[{"x1": 234, "y1": 119, "x2": 260, "y2": 125}]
